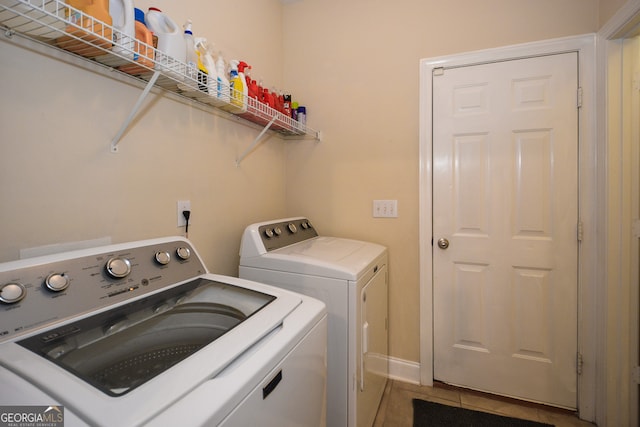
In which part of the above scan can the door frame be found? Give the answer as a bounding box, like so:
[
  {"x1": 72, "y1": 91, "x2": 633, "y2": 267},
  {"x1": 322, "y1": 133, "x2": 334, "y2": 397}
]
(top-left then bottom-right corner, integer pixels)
[
  {"x1": 418, "y1": 34, "x2": 597, "y2": 421},
  {"x1": 598, "y1": 1, "x2": 640, "y2": 425}
]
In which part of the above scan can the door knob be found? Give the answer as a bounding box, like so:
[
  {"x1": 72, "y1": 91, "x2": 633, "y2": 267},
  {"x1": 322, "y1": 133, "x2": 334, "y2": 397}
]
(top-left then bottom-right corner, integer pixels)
[{"x1": 437, "y1": 238, "x2": 449, "y2": 249}]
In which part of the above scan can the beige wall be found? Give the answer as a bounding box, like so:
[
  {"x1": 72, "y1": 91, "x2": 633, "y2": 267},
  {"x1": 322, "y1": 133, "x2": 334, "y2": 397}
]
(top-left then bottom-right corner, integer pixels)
[
  {"x1": 0, "y1": 0, "x2": 610, "y2": 368},
  {"x1": 282, "y1": 0, "x2": 598, "y2": 363}
]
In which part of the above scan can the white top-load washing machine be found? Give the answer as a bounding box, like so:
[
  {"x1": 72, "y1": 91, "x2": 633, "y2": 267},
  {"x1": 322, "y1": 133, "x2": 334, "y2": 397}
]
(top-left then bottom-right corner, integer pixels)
[
  {"x1": 239, "y1": 217, "x2": 388, "y2": 427},
  {"x1": 0, "y1": 237, "x2": 327, "y2": 427}
]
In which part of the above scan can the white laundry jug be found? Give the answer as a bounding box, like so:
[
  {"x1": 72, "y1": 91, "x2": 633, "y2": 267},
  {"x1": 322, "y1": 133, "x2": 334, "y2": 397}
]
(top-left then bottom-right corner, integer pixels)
[
  {"x1": 145, "y1": 7, "x2": 185, "y2": 79},
  {"x1": 110, "y1": 0, "x2": 135, "y2": 59}
]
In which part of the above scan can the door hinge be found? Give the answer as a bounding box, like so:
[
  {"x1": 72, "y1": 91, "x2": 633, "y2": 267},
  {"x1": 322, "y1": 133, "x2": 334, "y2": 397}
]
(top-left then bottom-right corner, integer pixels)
[
  {"x1": 577, "y1": 352, "x2": 583, "y2": 375},
  {"x1": 577, "y1": 221, "x2": 583, "y2": 242},
  {"x1": 577, "y1": 87, "x2": 583, "y2": 108},
  {"x1": 433, "y1": 67, "x2": 445, "y2": 77},
  {"x1": 632, "y1": 219, "x2": 640, "y2": 239}
]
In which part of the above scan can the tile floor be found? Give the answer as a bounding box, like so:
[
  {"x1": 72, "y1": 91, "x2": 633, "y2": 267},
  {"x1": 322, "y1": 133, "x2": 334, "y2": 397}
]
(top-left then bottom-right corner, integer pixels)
[{"x1": 373, "y1": 380, "x2": 596, "y2": 426}]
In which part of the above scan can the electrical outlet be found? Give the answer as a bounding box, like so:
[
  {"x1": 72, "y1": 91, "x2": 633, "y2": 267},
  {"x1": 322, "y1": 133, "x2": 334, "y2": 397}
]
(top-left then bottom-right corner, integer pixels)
[
  {"x1": 373, "y1": 200, "x2": 398, "y2": 218},
  {"x1": 177, "y1": 200, "x2": 191, "y2": 227}
]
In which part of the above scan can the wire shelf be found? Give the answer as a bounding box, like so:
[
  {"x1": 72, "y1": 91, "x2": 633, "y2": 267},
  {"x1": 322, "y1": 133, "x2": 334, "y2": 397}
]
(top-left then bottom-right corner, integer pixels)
[{"x1": 0, "y1": 0, "x2": 319, "y2": 146}]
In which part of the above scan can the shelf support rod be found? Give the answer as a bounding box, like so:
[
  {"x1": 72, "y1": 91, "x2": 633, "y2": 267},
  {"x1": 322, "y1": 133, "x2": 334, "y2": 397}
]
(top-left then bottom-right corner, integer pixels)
[
  {"x1": 236, "y1": 114, "x2": 278, "y2": 166},
  {"x1": 111, "y1": 70, "x2": 161, "y2": 153}
]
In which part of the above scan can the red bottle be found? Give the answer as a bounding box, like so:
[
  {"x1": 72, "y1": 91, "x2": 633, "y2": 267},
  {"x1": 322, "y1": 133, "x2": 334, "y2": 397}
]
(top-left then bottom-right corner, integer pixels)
[
  {"x1": 273, "y1": 91, "x2": 283, "y2": 113},
  {"x1": 264, "y1": 88, "x2": 275, "y2": 108},
  {"x1": 249, "y1": 79, "x2": 259, "y2": 99},
  {"x1": 240, "y1": 62, "x2": 256, "y2": 99},
  {"x1": 257, "y1": 80, "x2": 265, "y2": 103}
]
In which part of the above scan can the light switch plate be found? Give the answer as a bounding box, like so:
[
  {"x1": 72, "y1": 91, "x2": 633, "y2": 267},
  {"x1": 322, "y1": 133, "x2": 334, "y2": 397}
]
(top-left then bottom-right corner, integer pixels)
[{"x1": 373, "y1": 200, "x2": 398, "y2": 218}]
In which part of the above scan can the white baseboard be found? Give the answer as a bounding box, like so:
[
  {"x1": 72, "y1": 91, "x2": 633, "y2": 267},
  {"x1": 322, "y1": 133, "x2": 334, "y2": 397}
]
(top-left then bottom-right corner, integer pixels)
[{"x1": 387, "y1": 356, "x2": 421, "y2": 385}]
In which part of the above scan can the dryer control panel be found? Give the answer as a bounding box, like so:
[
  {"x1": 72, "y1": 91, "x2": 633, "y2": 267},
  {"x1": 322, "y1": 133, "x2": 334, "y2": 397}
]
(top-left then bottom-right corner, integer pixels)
[{"x1": 257, "y1": 218, "x2": 319, "y2": 252}]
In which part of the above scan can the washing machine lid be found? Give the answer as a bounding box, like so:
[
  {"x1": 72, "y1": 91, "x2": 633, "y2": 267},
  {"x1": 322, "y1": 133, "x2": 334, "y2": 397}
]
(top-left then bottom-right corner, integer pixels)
[
  {"x1": 16, "y1": 277, "x2": 280, "y2": 396},
  {"x1": 241, "y1": 236, "x2": 387, "y2": 280},
  {"x1": 0, "y1": 274, "x2": 306, "y2": 427}
]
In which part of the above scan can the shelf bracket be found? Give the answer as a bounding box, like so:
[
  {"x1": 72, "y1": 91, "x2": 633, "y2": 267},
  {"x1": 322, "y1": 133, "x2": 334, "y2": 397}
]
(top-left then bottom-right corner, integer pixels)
[
  {"x1": 236, "y1": 114, "x2": 278, "y2": 166},
  {"x1": 111, "y1": 70, "x2": 161, "y2": 153}
]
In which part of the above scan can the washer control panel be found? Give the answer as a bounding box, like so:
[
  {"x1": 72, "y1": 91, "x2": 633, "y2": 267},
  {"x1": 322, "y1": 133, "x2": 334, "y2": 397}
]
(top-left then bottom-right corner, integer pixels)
[
  {"x1": 0, "y1": 238, "x2": 205, "y2": 342},
  {"x1": 258, "y1": 218, "x2": 318, "y2": 252}
]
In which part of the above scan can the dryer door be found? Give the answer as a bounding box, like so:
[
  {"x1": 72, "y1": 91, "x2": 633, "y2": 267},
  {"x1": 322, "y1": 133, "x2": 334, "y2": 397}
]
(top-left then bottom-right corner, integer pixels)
[{"x1": 358, "y1": 264, "x2": 388, "y2": 427}]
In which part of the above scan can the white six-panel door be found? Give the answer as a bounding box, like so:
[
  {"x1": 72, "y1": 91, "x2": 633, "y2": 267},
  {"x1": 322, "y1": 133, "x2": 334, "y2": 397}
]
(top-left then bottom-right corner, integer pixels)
[{"x1": 432, "y1": 52, "x2": 578, "y2": 409}]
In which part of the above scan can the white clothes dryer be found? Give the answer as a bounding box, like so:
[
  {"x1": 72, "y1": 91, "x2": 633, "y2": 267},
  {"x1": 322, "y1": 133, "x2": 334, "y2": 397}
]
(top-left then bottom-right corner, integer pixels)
[{"x1": 239, "y1": 217, "x2": 388, "y2": 427}]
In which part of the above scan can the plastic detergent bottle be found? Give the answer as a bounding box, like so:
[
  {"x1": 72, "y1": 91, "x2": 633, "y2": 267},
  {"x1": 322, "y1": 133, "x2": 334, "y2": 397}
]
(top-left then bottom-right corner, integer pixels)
[
  {"x1": 270, "y1": 88, "x2": 279, "y2": 111},
  {"x1": 263, "y1": 88, "x2": 274, "y2": 108},
  {"x1": 183, "y1": 20, "x2": 198, "y2": 87},
  {"x1": 195, "y1": 48, "x2": 208, "y2": 92},
  {"x1": 110, "y1": 0, "x2": 135, "y2": 58},
  {"x1": 291, "y1": 101, "x2": 299, "y2": 121},
  {"x1": 276, "y1": 91, "x2": 284, "y2": 113},
  {"x1": 118, "y1": 8, "x2": 155, "y2": 75},
  {"x1": 57, "y1": 0, "x2": 112, "y2": 57},
  {"x1": 239, "y1": 61, "x2": 254, "y2": 98},
  {"x1": 216, "y1": 53, "x2": 230, "y2": 103},
  {"x1": 145, "y1": 7, "x2": 185, "y2": 78},
  {"x1": 249, "y1": 79, "x2": 259, "y2": 100},
  {"x1": 257, "y1": 80, "x2": 265, "y2": 103},
  {"x1": 195, "y1": 38, "x2": 217, "y2": 95},
  {"x1": 229, "y1": 60, "x2": 245, "y2": 110},
  {"x1": 237, "y1": 61, "x2": 250, "y2": 108}
]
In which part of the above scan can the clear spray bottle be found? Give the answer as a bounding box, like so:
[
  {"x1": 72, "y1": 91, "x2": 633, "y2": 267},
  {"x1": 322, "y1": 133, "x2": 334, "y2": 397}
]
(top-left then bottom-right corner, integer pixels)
[{"x1": 183, "y1": 20, "x2": 198, "y2": 88}]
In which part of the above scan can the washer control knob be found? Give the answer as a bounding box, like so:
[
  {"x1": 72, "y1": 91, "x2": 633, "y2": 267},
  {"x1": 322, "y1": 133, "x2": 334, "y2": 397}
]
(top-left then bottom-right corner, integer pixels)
[
  {"x1": 273, "y1": 226, "x2": 283, "y2": 236},
  {"x1": 301, "y1": 221, "x2": 309, "y2": 229},
  {"x1": 288, "y1": 223, "x2": 298, "y2": 234},
  {"x1": 155, "y1": 251, "x2": 171, "y2": 265},
  {"x1": 0, "y1": 282, "x2": 26, "y2": 304},
  {"x1": 176, "y1": 247, "x2": 191, "y2": 261},
  {"x1": 45, "y1": 273, "x2": 70, "y2": 292},
  {"x1": 264, "y1": 228, "x2": 274, "y2": 238},
  {"x1": 105, "y1": 257, "x2": 132, "y2": 279}
]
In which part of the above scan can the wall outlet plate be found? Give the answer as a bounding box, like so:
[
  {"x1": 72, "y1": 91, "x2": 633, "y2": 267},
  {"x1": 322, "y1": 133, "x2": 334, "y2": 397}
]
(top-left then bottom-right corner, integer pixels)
[{"x1": 177, "y1": 200, "x2": 191, "y2": 227}]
